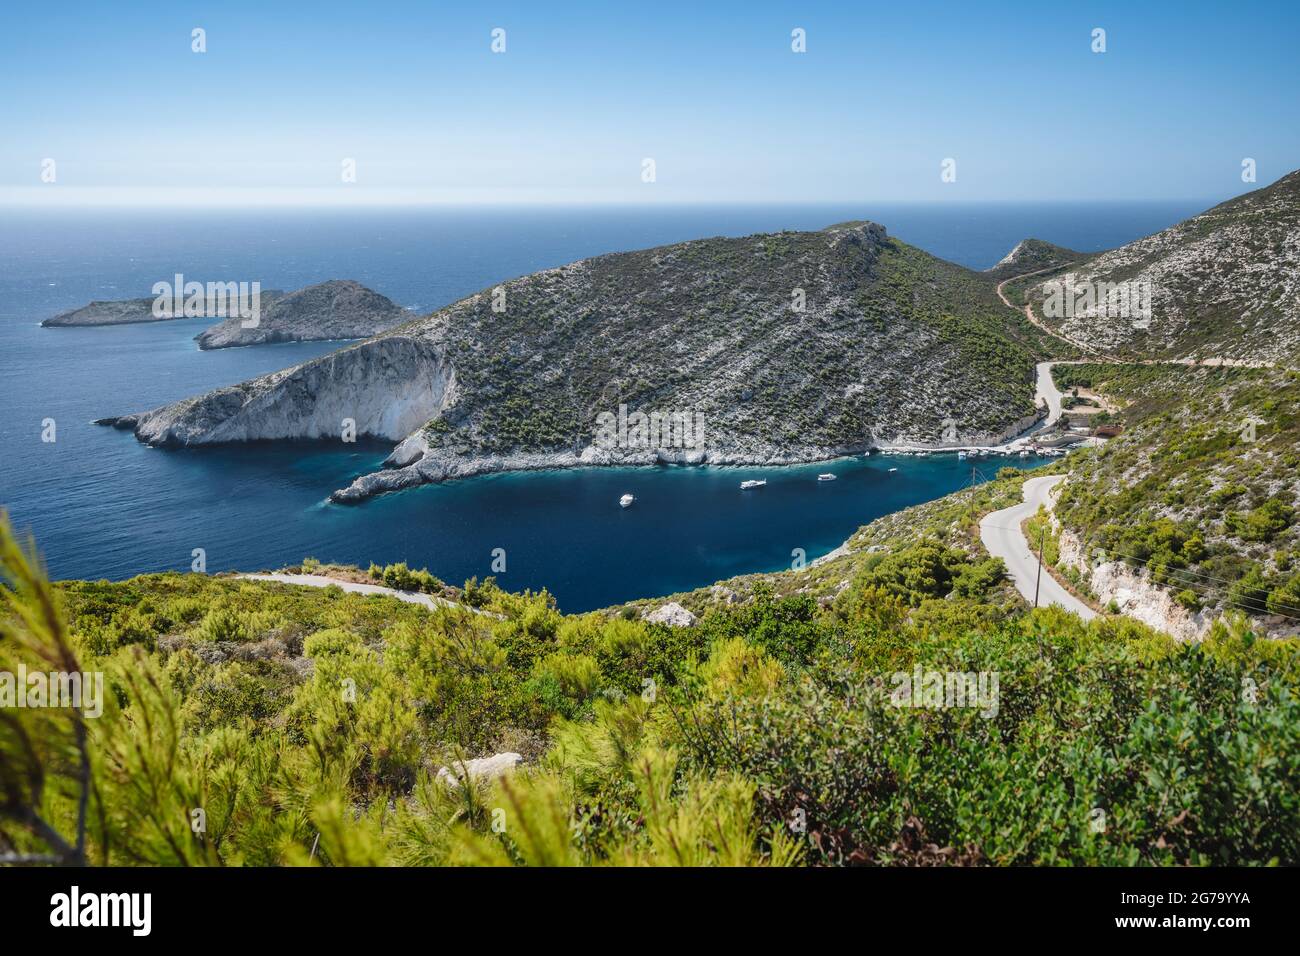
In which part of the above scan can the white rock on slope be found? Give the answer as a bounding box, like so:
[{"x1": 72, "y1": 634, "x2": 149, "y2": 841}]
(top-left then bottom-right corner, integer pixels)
[
  {"x1": 436, "y1": 752, "x2": 523, "y2": 789},
  {"x1": 643, "y1": 602, "x2": 698, "y2": 627}
]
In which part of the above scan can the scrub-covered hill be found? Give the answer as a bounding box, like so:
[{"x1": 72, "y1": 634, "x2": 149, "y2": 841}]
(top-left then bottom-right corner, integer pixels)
[{"x1": 1020, "y1": 170, "x2": 1300, "y2": 362}]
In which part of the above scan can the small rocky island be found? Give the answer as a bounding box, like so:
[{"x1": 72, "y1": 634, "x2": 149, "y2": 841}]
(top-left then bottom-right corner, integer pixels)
[
  {"x1": 194, "y1": 280, "x2": 410, "y2": 349},
  {"x1": 41, "y1": 290, "x2": 282, "y2": 327},
  {"x1": 41, "y1": 279, "x2": 409, "y2": 349}
]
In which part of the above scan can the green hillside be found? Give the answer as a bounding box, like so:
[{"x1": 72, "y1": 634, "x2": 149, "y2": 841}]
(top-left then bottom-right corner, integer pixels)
[
  {"x1": 4, "y1": 494, "x2": 1296, "y2": 866},
  {"x1": 1051, "y1": 363, "x2": 1300, "y2": 625}
]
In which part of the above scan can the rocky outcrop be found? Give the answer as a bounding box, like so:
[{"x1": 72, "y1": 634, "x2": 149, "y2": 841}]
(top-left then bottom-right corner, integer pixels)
[
  {"x1": 195, "y1": 280, "x2": 410, "y2": 349},
  {"x1": 985, "y1": 239, "x2": 1088, "y2": 280},
  {"x1": 642, "y1": 602, "x2": 698, "y2": 627},
  {"x1": 331, "y1": 436, "x2": 886, "y2": 503},
  {"x1": 1056, "y1": 528, "x2": 1211, "y2": 641},
  {"x1": 1059, "y1": 521, "x2": 1300, "y2": 642}
]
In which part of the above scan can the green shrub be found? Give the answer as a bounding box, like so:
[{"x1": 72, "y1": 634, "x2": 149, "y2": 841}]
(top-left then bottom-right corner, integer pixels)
[
  {"x1": 372, "y1": 562, "x2": 445, "y2": 594},
  {"x1": 1226, "y1": 498, "x2": 1294, "y2": 543},
  {"x1": 952, "y1": 558, "x2": 1006, "y2": 599}
]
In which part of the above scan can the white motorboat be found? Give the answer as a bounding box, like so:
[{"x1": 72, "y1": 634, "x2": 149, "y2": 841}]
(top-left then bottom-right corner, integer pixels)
[
  {"x1": 957, "y1": 450, "x2": 967, "y2": 460},
  {"x1": 619, "y1": 494, "x2": 635, "y2": 508},
  {"x1": 888, "y1": 467, "x2": 898, "y2": 472},
  {"x1": 817, "y1": 473, "x2": 836, "y2": 481},
  {"x1": 740, "y1": 479, "x2": 766, "y2": 490}
]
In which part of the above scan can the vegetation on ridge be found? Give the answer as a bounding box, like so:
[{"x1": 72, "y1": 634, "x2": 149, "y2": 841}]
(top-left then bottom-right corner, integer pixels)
[{"x1": 985, "y1": 237, "x2": 1091, "y2": 282}]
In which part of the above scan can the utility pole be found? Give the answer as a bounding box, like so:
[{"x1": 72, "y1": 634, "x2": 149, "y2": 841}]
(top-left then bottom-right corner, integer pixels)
[{"x1": 1033, "y1": 526, "x2": 1046, "y2": 608}]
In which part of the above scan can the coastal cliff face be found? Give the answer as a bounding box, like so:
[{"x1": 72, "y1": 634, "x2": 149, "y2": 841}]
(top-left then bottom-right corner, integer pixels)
[
  {"x1": 100, "y1": 336, "x2": 453, "y2": 445},
  {"x1": 1021, "y1": 170, "x2": 1300, "y2": 362},
  {"x1": 194, "y1": 280, "x2": 409, "y2": 349},
  {"x1": 102, "y1": 221, "x2": 1054, "y2": 500}
]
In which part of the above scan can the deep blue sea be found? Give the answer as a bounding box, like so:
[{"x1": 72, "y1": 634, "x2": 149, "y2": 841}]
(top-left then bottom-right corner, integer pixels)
[{"x1": 0, "y1": 202, "x2": 1204, "y2": 610}]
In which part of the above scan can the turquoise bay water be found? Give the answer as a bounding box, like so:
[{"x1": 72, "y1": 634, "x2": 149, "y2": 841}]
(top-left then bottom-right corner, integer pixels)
[{"x1": 0, "y1": 204, "x2": 1200, "y2": 610}]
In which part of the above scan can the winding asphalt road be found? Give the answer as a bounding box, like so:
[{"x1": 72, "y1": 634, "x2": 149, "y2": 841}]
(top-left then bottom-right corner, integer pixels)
[
  {"x1": 983, "y1": 270, "x2": 1273, "y2": 621},
  {"x1": 1034, "y1": 360, "x2": 1065, "y2": 428},
  {"x1": 979, "y1": 475, "x2": 1096, "y2": 620}
]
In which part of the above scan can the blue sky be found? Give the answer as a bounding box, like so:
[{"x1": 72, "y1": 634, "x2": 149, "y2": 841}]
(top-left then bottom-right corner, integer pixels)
[{"x1": 2, "y1": 0, "x2": 1297, "y2": 204}]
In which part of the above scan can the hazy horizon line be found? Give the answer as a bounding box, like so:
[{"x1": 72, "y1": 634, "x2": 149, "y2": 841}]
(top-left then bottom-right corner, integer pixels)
[{"x1": 0, "y1": 190, "x2": 1226, "y2": 211}]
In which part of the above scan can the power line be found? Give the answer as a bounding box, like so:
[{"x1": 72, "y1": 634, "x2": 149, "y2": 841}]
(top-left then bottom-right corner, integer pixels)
[
  {"x1": 981, "y1": 520, "x2": 1297, "y2": 602},
  {"x1": 1101, "y1": 547, "x2": 1294, "y2": 597},
  {"x1": 1132, "y1": 573, "x2": 1284, "y2": 622},
  {"x1": 1098, "y1": 554, "x2": 1298, "y2": 620},
  {"x1": 979, "y1": 520, "x2": 1300, "y2": 621},
  {"x1": 1056, "y1": 540, "x2": 1300, "y2": 616}
]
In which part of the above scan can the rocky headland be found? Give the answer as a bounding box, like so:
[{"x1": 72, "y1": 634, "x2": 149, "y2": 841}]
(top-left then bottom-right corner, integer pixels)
[{"x1": 99, "y1": 220, "x2": 1055, "y2": 502}]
